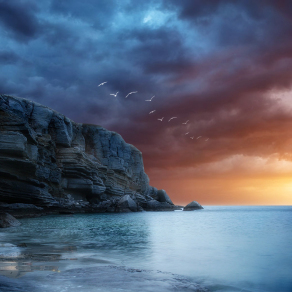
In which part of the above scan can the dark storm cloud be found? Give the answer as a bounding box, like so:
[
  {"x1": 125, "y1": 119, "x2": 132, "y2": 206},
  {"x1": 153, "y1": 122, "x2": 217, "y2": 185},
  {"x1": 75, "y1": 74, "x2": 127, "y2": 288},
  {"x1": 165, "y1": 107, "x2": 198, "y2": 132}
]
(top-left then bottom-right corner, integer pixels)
[
  {"x1": 0, "y1": 0, "x2": 190, "y2": 117},
  {"x1": 0, "y1": 51, "x2": 20, "y2": 64},
  {"x1": 161, "y1": 0, "x2": 292, "y2": 48},
  {"x1": 161, "y1": 0, "x2": 292, "y2": 21},
  {"x1": 49, "y1": 0, "x2": 117, "y2": 29},
  {"x1": 116, "y1": 36, "x2": 292, "y2": 169},
  {"x1": 162, "y1": 0, "x2": 233, "y2": 19},
  {"x1": 137, "y1": 58, "x2": 292, "y2": 169},
  {"x1": 1, "y1": 0, "x2": 292, "y2": 178},
  {"x1": 0, "y1": 1, "x2": 40, "y2": 40},
  {"x1": 116, "y1": 27, "x2": 190, "y2": 78}
]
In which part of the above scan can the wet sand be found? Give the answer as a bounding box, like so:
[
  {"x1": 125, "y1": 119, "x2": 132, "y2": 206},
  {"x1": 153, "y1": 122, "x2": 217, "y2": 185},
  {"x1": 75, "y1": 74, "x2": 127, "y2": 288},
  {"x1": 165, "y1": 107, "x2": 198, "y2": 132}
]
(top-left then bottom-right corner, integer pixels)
[{"x1": 0, "y1": 265, "x2": 212, "y2": 292}]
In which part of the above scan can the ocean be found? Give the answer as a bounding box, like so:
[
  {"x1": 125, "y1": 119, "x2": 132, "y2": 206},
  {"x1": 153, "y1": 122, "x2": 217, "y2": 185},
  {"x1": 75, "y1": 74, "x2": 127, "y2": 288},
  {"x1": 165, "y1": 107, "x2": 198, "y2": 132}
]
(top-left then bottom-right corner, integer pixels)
[{"x1": 0, "y1": 206, "x2": 291, "y2": 292}]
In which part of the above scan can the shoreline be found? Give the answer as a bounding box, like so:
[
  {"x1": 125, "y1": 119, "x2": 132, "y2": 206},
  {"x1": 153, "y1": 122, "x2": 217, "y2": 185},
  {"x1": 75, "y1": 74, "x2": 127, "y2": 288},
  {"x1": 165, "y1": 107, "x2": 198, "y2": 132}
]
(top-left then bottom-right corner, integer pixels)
[
  {"x1": 0, "y1": 203, "x2": 185, "y2": 221},
  {"x1": 0, "y1": 265, "x2": 211, "y2": 292}
]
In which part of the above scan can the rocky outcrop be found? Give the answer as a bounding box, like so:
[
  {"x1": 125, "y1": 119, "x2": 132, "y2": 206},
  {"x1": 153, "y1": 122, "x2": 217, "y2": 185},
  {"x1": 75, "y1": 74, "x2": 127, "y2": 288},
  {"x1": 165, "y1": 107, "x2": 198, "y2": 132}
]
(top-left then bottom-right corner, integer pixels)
[
  {"x1": 0, "y1": 213, "x2": 21, "y2": 228},
  {"x1": 0, "y1": 203, "x2": 44, "y2": 218},
  {"x1": 156, "y1": 189, "x2": 174, "y2": 205},
  {"x1": 183, "y1": 201, "x2": 204, "y2": 211},
  {"x1": 117, "y1": 195, "x2": 138, "y2": 212},
  {"x1": 0, "y1": 95, "x2": 177, "y2": 214}
]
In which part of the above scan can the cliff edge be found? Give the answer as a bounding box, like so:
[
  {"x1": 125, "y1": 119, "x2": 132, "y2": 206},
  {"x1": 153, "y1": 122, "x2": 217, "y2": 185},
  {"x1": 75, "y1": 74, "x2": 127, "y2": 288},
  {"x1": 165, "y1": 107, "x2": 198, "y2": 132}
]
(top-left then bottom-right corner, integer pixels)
[{"x1": 0, "y1": 95, "x2": 176, "y2": 216}]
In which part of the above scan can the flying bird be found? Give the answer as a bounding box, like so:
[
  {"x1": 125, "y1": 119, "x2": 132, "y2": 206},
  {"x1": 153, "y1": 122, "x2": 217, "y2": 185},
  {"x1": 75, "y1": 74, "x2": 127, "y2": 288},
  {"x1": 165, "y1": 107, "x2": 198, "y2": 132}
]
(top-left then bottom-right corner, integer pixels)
[
  {"x1": 146, "y1": 96, "x2": 155, "y2": 101},
  {"x1": 190, "y1": 136, "x2": 194, "y2": 139},
  {"x1": 110, "y1": 92, "x2": 119, "y2": 97},
  {"x1": 185, "y1": 132, "x2": 189, "y2": 135},
  {"x1": 168, "y1": 117, "x2": 177, "y2": 122},
  {"x1": 125, "y1": 91, "x2": 137, "y2": 98},
  {"x1": 182, "y1": 120, "x2": 189, "y2": 125},
  {"x1": 149, "y1": 110, "x2": 156, "y2": 114},
  {"x1": 98, "y1": 82, "x2": 107, "y2": 87},
  {"x1": 158, "y1": 117, "x2": 164, "y2": 121},
  {"x1": 196, "y1": 136, "x2": 202, "y2": 139},
  {"x1": 205, "y1": 138, "x2": 209, "y2": 141}
]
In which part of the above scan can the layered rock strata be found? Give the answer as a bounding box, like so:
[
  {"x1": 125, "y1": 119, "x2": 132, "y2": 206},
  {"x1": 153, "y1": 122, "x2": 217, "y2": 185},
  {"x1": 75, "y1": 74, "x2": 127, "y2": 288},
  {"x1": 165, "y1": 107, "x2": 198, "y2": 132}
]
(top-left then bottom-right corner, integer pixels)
[{"x1": 0, "y1": 95, "x2": 176, "y2": 215}]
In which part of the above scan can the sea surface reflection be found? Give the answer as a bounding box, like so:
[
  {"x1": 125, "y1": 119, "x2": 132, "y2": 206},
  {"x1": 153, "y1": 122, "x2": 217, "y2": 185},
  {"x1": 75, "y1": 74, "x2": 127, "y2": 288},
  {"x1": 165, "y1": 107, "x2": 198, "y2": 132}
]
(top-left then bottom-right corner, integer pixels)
[{"x1": 0, "y1": 206, "x2": 291, "y2": 291}]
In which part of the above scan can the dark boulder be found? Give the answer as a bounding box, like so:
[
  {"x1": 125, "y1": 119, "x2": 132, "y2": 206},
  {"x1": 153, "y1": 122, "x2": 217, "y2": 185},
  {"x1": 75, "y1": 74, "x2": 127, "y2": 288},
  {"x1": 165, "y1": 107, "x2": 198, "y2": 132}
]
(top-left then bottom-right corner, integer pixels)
[
  {"x1": 183, "y1": 201, "x2": 204, "y2": 211},
  {"x1": 0, "y1": 203, "x2": 43, "y2": 211},
  {"x1": 0, "y1": 212, "x2": 21, "y2": 228},
  {"x1": 156, "y1": 189, "x2": 174, "y2": 205},
  {"x1": 144, "y1": 200, "x2": 176, "y2": 211},
  {"x1": 117, "y1": 195, "x2": 137, "y2": 212},
  {"x1": 0, "y1": 203, "x2": 44, "y2": 218}
]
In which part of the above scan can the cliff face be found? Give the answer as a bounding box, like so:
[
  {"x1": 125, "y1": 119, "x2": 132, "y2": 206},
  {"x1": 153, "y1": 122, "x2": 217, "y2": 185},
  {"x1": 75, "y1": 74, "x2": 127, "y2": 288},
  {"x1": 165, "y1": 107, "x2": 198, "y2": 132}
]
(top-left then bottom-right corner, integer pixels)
[{"x1": 0, "y1": 95, "x2": 175, "y2": 214}]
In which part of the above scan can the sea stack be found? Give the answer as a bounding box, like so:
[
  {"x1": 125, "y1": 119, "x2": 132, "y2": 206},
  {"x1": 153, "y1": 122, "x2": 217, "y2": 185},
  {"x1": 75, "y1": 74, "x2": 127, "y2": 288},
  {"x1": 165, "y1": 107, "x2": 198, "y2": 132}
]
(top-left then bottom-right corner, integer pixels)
[
  {"x1": 0, "y1": 94, "x2": 176, "y2": 216},
  {"x1": 183, "y1": 201, "x2": 204, "y2": 211}
]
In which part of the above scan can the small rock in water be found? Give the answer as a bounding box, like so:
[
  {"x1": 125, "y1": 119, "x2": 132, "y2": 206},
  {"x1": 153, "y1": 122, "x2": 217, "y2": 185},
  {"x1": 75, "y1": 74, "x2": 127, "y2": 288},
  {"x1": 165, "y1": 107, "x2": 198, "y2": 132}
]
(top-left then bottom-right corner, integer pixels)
[
  {"x1": 0, "y1": 213, "x2": 21, "y2": 228},
  {"x1": 17, "y1": 243, "x2": 27, "y2": 247},
  {"x1": 183, "y1": 201, "x2": 204, "y2": 211}
]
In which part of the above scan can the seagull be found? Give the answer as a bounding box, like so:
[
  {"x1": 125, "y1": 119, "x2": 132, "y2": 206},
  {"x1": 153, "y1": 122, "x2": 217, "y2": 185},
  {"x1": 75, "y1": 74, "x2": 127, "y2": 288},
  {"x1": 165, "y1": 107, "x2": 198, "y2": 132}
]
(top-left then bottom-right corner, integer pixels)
[
  {"x1": 196, "y1": 136, "x2": 202, "y2": 139},
  {"x1": 182, "y1": 120, "x2": 189, "y2": 125},
  {"x1": 205, "y1": 138, "x2": 209, "y2": 141},
  {"x1": 125, "y1": 91, "x2": 137, "y2": 98},
  {"x1": 110, "y1": 92, "x2": 119, "y2": 97},
  {"x1": 190, "y1": 136, "x2": 194, "y2": 139},
  {"x1": 98, "y1": 82, "x2": 107, "y2": 87},
  {"x1": 158, "y1": 117, "x2": 164, "y2": 121},
  {"x1": 168, "y1": 117, "x2": 177, "y2": 122},
  {"x1": 146, "y1": 96, "x2": 155, "y2": 101},
  {"x1": 185, "y1": 132, "x2": 189, "y2": 135},
  {"x1": 149, "y1": 110, "x2": 156, "y2": 114}
]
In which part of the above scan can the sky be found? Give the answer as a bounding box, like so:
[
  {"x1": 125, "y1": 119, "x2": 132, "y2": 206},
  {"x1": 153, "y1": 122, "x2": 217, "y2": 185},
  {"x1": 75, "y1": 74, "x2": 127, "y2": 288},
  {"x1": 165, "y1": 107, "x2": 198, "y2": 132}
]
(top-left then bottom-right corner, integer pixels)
[{"x1": 1, "y1": 0, "x2": 292, "y2": 205}]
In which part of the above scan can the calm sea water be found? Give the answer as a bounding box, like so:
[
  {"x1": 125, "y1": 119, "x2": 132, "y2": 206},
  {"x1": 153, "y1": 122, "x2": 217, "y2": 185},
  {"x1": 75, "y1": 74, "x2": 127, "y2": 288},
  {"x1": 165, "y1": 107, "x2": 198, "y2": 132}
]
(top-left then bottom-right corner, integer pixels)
[{"x1": 0, "y1": 206, "x2": 292, "y2": 292}]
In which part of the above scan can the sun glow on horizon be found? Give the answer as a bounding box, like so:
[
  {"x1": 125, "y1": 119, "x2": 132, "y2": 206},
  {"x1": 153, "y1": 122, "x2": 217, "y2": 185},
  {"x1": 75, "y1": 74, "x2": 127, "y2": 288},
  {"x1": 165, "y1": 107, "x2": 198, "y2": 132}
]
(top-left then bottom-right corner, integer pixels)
[{"x1": 147, "y1": 154, "x2": 292, "y2": 206}]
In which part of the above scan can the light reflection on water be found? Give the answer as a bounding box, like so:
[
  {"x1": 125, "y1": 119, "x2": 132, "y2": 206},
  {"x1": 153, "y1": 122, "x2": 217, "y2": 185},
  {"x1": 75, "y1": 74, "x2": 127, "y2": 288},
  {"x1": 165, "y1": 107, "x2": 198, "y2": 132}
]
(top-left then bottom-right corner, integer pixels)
[{"x1": 0, "y1": 206, "x2": 292, "y2": 291}]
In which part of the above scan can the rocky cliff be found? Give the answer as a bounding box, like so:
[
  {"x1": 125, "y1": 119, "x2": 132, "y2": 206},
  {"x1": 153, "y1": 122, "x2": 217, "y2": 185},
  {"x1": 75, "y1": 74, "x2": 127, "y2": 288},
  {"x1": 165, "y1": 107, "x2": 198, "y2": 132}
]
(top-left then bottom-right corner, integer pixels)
[{"x1": 0, "y1": 95, "x2": 176, "y2": 216}]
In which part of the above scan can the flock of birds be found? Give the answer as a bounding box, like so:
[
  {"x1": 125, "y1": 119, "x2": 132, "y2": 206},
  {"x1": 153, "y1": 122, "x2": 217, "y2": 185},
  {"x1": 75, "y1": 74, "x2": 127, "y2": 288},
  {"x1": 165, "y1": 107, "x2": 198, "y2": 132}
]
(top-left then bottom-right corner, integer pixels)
[{"x1": 98, "y1": 81, "x2": 209, "y2": 142}]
